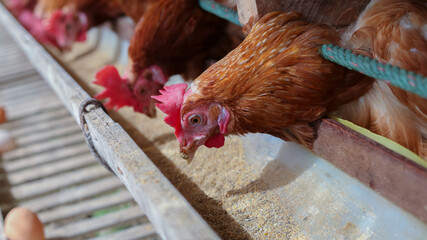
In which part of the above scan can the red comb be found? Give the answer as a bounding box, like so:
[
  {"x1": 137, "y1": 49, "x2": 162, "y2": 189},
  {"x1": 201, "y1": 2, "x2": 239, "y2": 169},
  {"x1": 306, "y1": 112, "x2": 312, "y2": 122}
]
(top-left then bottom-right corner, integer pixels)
[
  {"x1": 45, "y1": 9, "x2": 62, "y2": 36},
  {"x1": 94, "y1": 65, "x2": 139, "y2": 111},
  {"x1": 152, "y1": 84, "x2": 188, "y2": 138}
]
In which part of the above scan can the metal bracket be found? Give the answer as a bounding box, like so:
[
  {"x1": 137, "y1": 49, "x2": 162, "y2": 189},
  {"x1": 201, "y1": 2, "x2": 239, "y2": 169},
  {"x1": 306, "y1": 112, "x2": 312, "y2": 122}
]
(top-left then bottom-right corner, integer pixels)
[{"x1": 79, "y1": 98, "x2": 114, "y2": 174}]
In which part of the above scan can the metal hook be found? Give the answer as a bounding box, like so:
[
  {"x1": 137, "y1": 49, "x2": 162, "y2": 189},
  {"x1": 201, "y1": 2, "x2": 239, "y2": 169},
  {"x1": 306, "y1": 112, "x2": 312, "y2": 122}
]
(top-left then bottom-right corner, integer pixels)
[{"x1": 79, "y1": 98, "x2": 115, "y2": 174}]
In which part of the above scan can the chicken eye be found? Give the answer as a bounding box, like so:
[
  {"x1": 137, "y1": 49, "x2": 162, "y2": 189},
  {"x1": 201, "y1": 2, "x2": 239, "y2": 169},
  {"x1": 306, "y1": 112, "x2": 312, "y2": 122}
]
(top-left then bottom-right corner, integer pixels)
[
  {"x1": 65, "y1": 23, "x2": 72, "y2": 31},
  {"x1": 188, "y1": 114, "x2": 203, "y2": 125},
  {"x1": 144, "y1": 70, "x2": 153, "y2": 81}
]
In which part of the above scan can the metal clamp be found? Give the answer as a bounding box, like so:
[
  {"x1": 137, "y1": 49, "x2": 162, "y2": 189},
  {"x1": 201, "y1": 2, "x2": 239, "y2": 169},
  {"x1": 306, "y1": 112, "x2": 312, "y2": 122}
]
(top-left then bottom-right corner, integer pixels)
[{"x1": 79, "y1": 98, "x2": 114, "y2": 174}]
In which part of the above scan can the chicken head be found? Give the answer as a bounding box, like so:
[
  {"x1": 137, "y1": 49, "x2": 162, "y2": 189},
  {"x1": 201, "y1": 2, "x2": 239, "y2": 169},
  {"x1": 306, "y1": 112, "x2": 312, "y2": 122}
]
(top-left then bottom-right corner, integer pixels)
[
  {"x1": 45, "y1": 9, "x2": 88, "y2": 50},
  {"x1": 94, "y1": 65, "x2": 168, "y2": 117},
  {"x1": 153, "y1": 83, "x2": 230, "y2": 163}
]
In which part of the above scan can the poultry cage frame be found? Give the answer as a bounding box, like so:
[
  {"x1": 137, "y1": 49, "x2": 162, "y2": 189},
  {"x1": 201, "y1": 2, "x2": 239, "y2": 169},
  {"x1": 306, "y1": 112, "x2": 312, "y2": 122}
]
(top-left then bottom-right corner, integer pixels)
[
  {"x1": 0, "y1": 1, "x2": 426, "y2": 239},
  {"x1": 0, "y1": 208, "x2": 3, "y2": 239},
  {"x1": 0, "y1": 4, "x2": 220, "y2": 240}
]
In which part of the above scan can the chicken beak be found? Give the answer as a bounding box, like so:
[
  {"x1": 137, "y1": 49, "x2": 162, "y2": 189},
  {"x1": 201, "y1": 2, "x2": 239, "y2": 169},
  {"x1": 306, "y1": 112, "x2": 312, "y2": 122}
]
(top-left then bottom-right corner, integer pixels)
[
  {"x1": 57, "y1": 38, "x2": 72, "y2": 51},
  {"x1": 179, "y1": 149, "x2": 196, "y2": 164},
  {"x1": 124, "y1": 65, "x2": 135, "y2": 85},
  {"x1": 179, "y1": 140, "x2": 200, "y2": 164},
  {"x1": 146, "y1": 99, "x2": 157, "y2": 118}
]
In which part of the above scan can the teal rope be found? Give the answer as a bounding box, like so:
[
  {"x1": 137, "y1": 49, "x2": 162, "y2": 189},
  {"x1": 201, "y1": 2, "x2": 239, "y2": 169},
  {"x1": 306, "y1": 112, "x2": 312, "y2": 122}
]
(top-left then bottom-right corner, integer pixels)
[
  {"x1": 198, "y1": 0, "x2": 242, "y2": 26},
  {"x1": 322, "y1": 44, "x2": 427, "y2": 99}
]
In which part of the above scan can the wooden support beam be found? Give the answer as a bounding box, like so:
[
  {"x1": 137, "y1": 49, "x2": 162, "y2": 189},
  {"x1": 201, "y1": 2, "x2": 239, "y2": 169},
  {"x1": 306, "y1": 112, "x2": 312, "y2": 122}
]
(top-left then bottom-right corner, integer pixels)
[
  {"x1": 237, "y1": 0, "x2": 370, "y2": 32},
  {"x1": 313, "y1": 119, "x2": 427, "y2": 223}
]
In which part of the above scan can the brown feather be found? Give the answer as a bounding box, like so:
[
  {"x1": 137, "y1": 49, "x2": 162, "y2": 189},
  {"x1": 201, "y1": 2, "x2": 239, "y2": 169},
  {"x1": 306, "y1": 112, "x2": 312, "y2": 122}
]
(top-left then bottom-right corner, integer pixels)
[
  {"x1": 338, "y1": 0, "x2": 427, "y2": 159},
  {"x1": 35, "y1": 0, "x2": 69, "y2": 17},
  {"x1": 128, "y1": 0, "x2": 232, "y2": 80},
  {"x1": 114, "y1": 0, "x2": 156, "y2": 23},
  {"x1": 35, "y1": 0, "x2": 123, "y2": 25}
]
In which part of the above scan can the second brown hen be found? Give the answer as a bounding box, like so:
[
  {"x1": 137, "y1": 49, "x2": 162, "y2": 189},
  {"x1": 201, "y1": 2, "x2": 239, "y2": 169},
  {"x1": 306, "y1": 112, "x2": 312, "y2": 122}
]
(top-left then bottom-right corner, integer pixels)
[
  {"x1": 338, "y1": 0, "x2": 427, "y2": 159},
  {"x1": 95, "y1": 0, "x2": 239, "y2": 117},
  {"x1": 31, "y1": 0, "x2": 123, "y2": 50}
]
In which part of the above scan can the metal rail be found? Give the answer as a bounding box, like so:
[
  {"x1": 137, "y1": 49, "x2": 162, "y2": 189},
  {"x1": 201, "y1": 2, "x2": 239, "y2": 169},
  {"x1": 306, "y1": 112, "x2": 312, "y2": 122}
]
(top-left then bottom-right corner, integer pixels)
[
  {"x1": 0, "y1": 26, "x2": 159, "y2": 240},
  {"x1": 0, "y1": 19, "x2": 159, "y2": 240},
  {"x1": 0, "y1": 3, "x2": 220, "y2": 240}
]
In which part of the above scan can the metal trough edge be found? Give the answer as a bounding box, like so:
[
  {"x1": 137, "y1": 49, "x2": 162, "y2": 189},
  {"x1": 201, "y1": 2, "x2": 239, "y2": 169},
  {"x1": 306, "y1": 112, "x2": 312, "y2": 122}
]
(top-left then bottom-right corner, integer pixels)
[
  {"x1": 0, "y1": 207, "x2": 4, "y2": 240},
  {"x1": 0, "y1": 4, "x2": 220, "y2": 240}
]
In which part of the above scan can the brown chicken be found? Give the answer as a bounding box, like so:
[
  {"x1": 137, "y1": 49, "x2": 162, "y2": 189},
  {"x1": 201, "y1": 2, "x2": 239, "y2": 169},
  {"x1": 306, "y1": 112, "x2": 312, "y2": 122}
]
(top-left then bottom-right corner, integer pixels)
[
  {"x1": 32, "y1": 0, "x2": 122, "y2": 50},
  {"x1": 153, "y1": 11, "x2": 372, "y2": 162},
  {"x1": 94, "y1": 0, "x2": 239, "y2": 117},
  {"x1": 114, "y1": 0, "x2": 155, "y2": 23},
  {"x1": 4, "y1": 0, "x2": 75, "y2": 49},
  {"x1": 337, "y1": 0, "x2": 427, "y2": 159},
  {"x1": 35, "y1": 0, "x2": 122, "y2": 24}
]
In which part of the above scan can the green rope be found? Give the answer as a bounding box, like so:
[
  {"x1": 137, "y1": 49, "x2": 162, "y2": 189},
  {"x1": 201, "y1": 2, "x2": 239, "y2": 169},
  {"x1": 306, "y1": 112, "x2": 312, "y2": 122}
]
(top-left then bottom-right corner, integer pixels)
[
  {"x1": 198, "y1": 0, "x2": 242, "y2": 26},
  {"x1": 198, "y1": 1, "x2": 427, "y2": 99},
  {"x1": 321, "y1": 44, "x2": 427, "y2": 99}
]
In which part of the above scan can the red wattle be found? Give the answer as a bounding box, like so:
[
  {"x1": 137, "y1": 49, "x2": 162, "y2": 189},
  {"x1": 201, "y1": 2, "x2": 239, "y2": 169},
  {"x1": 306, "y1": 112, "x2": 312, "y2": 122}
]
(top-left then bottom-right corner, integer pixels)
[{"x1": 204, "y1": 134, "x2": 225, "y2": 148}]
